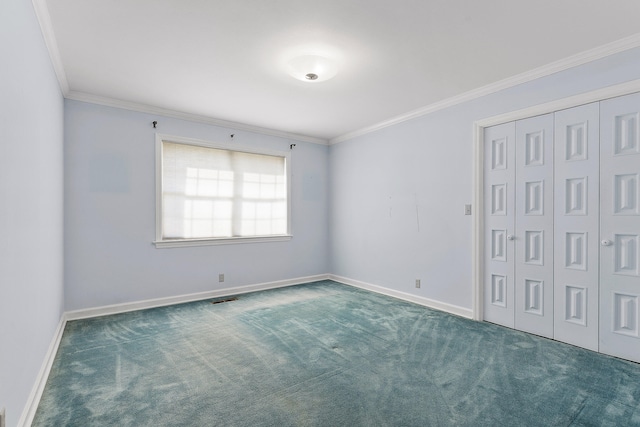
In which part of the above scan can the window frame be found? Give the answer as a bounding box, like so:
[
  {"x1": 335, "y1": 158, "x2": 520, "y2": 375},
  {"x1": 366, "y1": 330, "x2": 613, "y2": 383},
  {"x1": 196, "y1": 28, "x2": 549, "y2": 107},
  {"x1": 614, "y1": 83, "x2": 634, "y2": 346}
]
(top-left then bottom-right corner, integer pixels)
[{"x1": 154, "y1": 133, "x2": 292, "y2": 248}]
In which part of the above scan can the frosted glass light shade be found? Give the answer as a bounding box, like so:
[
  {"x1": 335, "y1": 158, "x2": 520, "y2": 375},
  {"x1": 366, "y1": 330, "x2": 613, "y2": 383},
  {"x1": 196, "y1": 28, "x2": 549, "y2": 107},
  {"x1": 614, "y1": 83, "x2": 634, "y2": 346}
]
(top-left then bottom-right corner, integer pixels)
[{"x1": 287, "y1": 55, "x2": 338, "y2": 82}]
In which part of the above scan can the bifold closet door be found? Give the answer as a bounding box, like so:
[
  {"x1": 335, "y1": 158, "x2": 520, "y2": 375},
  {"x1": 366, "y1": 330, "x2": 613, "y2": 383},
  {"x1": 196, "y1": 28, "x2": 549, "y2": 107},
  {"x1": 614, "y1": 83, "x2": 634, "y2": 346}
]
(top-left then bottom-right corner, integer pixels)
[
  {"x1": 514, "y1": 114, "x2": 554, "y2": 338},
  {"x1": 484, "y1": 93, "x2": 640, "y2": 364},
  {"x1": 600, "y1": 92, "x2": 640, "y2": 363},
  {"x1": 553, "y1": 103, "x2": 600, "y2": 351},
  {"x1": 484, "y1": 122, "x2": 516, "y2": 328}
]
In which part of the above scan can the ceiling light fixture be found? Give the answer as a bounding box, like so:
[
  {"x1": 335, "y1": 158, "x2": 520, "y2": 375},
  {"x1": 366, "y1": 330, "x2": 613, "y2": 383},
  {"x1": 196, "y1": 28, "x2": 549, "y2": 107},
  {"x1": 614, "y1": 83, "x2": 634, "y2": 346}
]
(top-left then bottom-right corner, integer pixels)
[{"x1": 287, "y1": 55, "x2": 338, "y2": 83}]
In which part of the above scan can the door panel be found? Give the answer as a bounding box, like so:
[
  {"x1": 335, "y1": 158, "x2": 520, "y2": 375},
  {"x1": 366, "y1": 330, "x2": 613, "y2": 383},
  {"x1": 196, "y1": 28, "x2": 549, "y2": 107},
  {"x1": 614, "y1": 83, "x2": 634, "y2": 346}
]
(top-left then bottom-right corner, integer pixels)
[
  {"x1": 484, "y1": 122, "x2": 516, "y2": 327},
  {"x1": 483, "y1": 92, "x2": 640, "y2": 364},
  {"x1": 514, "y1": 114, "x2": 554, "y2": 338},
  {"x1": 600, "y1": 92, "x2": 640, "y2": 363},
  {"x1": 553, "y1": 102, "x2": 600, "y2": 351}
]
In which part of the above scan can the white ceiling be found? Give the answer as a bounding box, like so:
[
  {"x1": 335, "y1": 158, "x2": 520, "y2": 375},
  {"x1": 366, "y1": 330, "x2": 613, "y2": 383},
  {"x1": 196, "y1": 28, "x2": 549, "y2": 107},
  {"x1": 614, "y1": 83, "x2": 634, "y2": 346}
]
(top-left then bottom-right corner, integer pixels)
[{"x1": 41, "y1": 0, "x2": 640, "y2": 142}]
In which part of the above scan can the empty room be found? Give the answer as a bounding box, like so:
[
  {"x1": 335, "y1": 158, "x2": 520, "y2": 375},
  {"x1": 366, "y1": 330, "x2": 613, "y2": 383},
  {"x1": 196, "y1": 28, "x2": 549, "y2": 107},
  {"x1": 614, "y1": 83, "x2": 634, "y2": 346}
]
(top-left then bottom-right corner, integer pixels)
[{"x1": 3, "y1": 0, "x2": 640, "y2": 425}]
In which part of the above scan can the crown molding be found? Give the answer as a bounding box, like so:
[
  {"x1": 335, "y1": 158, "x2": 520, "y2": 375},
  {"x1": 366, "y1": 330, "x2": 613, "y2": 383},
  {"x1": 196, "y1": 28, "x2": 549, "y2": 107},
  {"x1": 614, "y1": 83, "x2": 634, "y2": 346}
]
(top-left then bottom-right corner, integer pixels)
[
  {"x1": 66, "y1": 91, "x2": 329, "y2": 145},
  {"x1": 329, "y1": 32, "x2": 640, "y2": 145},
  {"x1": 31, "y1": 0, "x2": 640, "y2": 147},
  {"x1": 32, "y1": 0, "x2": 69, "y2": 95},
  {"x1": 31, "y1": 0, "x2": 327, "y2": 146}
]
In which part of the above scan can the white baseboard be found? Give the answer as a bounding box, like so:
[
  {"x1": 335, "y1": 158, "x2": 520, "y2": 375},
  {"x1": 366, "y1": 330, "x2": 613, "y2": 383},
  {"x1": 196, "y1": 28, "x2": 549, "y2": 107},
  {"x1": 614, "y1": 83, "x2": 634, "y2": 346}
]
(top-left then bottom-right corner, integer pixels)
[
  {"x1": 329, "y1": 274, "x2": 473, "y2": 319},
  {"x1": 65, "y1": 272, "x2": 473, "y2": 323},
  {"x1": 64, "y1": 274, "x2": 331, "y2": 321},
  {"x1": 18, "y1": 315, "x2": 67, "y2": 427}
]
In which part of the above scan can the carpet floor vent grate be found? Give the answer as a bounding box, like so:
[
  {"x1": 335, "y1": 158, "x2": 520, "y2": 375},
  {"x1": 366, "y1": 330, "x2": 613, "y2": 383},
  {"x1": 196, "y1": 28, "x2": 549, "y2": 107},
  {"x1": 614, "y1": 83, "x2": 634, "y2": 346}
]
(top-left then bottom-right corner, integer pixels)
[{"x1": 210, "y1": 297, "x2": 239, "y2": 305}]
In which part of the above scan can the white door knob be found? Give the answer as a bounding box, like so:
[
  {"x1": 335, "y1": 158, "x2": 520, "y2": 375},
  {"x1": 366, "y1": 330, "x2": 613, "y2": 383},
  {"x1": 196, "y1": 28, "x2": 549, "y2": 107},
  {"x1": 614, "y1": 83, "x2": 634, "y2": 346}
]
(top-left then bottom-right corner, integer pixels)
[
  {"x1": 507, "y1": 234, "x2": 515, "y2": 241},
  {"x1": 601, "y1": 239, "x2": 612, "y2": 246}
]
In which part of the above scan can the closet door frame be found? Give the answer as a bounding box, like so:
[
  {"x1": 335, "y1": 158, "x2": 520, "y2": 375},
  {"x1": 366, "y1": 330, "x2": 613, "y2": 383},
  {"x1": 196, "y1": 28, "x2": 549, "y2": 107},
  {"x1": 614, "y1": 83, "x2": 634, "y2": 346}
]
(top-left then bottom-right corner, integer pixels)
[{"x1": 473, "y1": 79, "x2": 640, "y2": 322}]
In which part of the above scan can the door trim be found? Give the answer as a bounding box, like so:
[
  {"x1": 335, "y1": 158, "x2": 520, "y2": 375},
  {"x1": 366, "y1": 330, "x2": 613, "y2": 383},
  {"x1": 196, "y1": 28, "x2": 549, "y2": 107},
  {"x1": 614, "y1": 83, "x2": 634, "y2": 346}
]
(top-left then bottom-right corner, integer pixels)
[{"x1": 472, "y1": 78, "x2": 640, "y2": 321}]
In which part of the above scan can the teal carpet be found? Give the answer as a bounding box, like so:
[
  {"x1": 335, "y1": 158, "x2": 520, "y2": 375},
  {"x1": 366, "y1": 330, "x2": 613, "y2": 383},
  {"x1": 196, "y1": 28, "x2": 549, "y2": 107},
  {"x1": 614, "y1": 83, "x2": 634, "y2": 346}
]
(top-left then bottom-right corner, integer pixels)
[{"x1": 33, "y1": 280, "x2": 640, "y2": 426}]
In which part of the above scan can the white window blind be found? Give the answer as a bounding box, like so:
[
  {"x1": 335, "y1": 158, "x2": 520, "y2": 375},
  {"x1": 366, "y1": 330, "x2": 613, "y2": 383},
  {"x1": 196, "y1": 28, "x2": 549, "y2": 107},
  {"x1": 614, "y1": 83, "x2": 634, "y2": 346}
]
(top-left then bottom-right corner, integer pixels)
[{"x1": 160, "y1": 140, "x2": 288, "y2": 243}]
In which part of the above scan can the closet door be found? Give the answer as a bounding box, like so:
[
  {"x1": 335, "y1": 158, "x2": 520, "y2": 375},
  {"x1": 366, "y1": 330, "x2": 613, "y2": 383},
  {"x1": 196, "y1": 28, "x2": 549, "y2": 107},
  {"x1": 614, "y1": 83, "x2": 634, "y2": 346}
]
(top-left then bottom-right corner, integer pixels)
[
  {"x1": 600, "y1": 92, "x2": 640, "y2": 363},
  {"x1": 553, "y1": 103, "x2": 600, "y2": 351},
  {"x1": 514, "y1": 114, "x2": 554, "y2": 338},
  {"x1": 484, "y1": 122, "x2": 516, "y2": 327}
]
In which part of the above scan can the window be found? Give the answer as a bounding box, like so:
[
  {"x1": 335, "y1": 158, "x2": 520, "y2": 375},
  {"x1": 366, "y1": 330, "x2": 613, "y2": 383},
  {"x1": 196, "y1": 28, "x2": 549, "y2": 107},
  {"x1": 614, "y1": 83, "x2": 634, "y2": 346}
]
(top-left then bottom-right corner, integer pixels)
[{"x1": 155, "y1": 134, "x2": 291, "y2": 247}]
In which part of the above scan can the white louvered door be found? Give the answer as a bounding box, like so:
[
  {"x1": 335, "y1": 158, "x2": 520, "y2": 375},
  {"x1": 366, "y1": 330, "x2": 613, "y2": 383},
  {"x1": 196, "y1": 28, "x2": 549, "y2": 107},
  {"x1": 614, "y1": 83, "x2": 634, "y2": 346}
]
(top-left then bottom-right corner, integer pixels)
[{"x1": 599, "y1": 92, "x2": 640, "y2": 362}]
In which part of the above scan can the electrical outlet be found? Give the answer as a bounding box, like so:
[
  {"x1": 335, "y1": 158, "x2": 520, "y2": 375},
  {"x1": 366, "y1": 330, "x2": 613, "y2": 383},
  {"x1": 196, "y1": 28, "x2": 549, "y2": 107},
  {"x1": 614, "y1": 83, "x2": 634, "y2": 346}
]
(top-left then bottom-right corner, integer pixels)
[
  {"x1": 415, "y1": 279, "x2": 421, "y2": 288},
  {"x1": 464, "y1": 204, "x2": 472, "y2": 215},
  {"x1": 218, "y1": 274, "x2": 224, "y2": 283}
]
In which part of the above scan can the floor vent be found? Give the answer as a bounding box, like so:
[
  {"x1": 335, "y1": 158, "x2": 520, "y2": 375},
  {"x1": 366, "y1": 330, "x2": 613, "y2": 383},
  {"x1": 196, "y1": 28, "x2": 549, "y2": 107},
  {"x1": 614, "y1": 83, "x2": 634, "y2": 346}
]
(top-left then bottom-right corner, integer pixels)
[{"x1": 210, "y1": 297, "x2": 238, "y2": 305}]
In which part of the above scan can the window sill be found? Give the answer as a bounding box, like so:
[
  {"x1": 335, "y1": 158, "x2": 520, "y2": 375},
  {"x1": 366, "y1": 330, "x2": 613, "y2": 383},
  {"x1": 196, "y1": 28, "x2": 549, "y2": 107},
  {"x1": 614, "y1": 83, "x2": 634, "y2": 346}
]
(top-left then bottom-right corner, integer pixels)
[{"x1": 153, "y1": 235, "x2": 292, "y2": 248}]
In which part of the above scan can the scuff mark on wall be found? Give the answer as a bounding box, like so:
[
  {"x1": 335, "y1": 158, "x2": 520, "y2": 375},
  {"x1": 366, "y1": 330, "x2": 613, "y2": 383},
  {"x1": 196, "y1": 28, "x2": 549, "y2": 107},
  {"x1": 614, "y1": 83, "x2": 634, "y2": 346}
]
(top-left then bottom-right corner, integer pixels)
[{"x1": 414, "y1": 193, "x2": 420, "y2": 232}]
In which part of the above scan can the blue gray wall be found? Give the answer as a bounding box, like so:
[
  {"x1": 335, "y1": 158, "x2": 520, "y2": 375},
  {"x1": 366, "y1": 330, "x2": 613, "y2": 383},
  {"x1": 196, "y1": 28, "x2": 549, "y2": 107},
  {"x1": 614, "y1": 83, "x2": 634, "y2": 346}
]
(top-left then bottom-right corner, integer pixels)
[
  {"x1": 0, "y1": 0, "x2": 64, "y2": 425},
  {"x1": 63, "y1": 100, "x2": 330, "y2": 311},
  {"x1": 329, "y1": 47, "x2": 640, "y2": 311}
]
